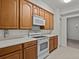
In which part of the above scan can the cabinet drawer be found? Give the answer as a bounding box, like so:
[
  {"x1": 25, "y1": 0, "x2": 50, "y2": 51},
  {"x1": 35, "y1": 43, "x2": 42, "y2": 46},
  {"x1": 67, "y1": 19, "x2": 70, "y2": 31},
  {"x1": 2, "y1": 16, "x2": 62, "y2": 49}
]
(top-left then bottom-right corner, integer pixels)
[
  {"x1": 0, "y1": 50, "x2": 22, "y2": 59},
  {"x1": 50, "y1": 36, "x2": 58, "y2": 39},
  {"x1": 24, "y1": 40, "x2": 37, "y2": 48},
  {"x1": 0, "y1": 44, "x2": 22, "y2": 56}
]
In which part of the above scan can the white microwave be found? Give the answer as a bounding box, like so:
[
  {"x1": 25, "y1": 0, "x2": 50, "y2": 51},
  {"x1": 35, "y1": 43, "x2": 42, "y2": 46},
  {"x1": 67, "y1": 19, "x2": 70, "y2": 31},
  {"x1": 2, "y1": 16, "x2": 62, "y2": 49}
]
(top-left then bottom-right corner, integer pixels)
[{"x1": 33, "y1": 15, "x2": 45, "y2": 26}]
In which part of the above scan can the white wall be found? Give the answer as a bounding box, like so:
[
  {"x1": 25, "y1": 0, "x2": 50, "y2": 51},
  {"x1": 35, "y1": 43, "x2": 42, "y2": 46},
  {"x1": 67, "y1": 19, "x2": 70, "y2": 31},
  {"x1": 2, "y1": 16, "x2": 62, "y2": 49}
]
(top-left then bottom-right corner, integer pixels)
[
  {"x1": 68, "y1": 16, "x2": 79, "y2": 40},
  {"x1": 60, "y1": 16, "x2": 67, "y2": 47},
  {"x1": 52, "y1": 9, "x2": 61, "y2": 47},
  {"x1": 30, "y1": 0, "x2": 55, "y2": 14}
]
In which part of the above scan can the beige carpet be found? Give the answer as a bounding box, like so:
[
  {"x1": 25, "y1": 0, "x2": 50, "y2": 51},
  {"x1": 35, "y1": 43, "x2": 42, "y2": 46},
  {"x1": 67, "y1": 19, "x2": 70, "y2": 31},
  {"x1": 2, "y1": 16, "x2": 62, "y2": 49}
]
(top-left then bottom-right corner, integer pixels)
[{"x1": 46, "y1": 47, "x2": 79, "y2": 59}]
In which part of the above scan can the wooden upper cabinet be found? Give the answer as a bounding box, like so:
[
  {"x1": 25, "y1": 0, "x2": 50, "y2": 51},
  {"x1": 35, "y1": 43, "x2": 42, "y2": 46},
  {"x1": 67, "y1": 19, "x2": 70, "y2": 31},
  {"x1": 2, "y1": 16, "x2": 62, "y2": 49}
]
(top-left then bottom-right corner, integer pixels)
[
  {"x1": 33, "y1": 5, "x2": 39, "y2": 16},
  {"x1": 49, "y1": 13, "x2": 54, "y2": 30},
  {"x1": 0, "y1": 0, "x2": 19, "y2": 29},
  {"x1": 0, "y1": 0, "x2": 1, "y2": 10},
  {"x1": 27, "y1": 0, "x2": 32, "y2": 2},
  {"x1": 0, "y1": 0, "x2": 54, "y2": 29},
  {"x1": 44, "y1": 11, "x2": 50, "y2": 30},
  {"x1": 0, "y1": 51, "x2": 22, "y2": 59},
  {"x1": 39, "y1": 8, "x2": 45, "y2": 18},
  {"x1": 0, "y1": 0, "x2": 1, "y2": 22},
  {"x1": 20, "y1": 0, "x2": 32, "y2": 29}
]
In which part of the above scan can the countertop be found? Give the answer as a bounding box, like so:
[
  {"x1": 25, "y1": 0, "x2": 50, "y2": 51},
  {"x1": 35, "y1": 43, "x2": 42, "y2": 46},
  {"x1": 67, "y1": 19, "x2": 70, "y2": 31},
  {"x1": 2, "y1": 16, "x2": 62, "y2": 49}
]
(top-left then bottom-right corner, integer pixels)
[
  {"x1": 43, "y1": 34, "x2": 57, "y2": 37},
  {"x1": 0, "y1": 34, "x2": 57, "y2": 48},
  {"x1": 0, "y1": 37, "x2": 37, "y2": 48}
]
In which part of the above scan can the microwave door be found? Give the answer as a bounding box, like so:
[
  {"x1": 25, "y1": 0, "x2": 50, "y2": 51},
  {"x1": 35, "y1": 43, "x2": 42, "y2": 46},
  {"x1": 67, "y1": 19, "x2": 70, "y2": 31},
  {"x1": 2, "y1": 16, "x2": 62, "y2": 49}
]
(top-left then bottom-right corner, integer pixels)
[{"x1": 33, "y1": 15, "x2": 45, "y2": 26}]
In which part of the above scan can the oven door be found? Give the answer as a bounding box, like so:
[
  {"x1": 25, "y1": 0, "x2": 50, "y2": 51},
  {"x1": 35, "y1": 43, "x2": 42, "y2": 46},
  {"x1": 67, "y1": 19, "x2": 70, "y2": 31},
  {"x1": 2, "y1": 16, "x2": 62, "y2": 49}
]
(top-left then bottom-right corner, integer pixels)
[{"x1": 38, "y1": 38, "x2": 49, "y2": 56}]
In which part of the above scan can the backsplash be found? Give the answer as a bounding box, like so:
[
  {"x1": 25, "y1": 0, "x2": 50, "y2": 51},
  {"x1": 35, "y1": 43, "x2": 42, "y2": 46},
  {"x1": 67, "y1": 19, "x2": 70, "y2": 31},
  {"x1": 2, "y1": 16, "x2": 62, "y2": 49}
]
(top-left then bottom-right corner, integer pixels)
[
  {"x1": 0, "y1": 30, "x2": 4, "y2": 39},
  {"x1": 0, "y1": 30, "x2": 29, "y2": 40},
  {"x1": 0, "y1": 30, "x2": 52, "y2": 40}
]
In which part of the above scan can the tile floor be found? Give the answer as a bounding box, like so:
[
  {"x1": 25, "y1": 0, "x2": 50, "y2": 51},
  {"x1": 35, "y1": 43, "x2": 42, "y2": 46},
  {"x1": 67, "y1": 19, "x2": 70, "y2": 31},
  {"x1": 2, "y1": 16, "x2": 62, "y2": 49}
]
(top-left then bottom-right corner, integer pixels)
[
  {"x1": 46, "y1": 47, "x2": 79, "y2": 59},
  {"x1": 68, "y1": 39, "x2": 79, "y2": 49}
]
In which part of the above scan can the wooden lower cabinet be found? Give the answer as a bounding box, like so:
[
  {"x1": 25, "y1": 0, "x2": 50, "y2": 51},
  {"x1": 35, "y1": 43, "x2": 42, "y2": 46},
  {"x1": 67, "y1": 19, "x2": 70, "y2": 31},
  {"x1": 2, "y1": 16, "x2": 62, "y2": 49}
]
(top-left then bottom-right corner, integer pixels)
[
  {"x1": 23, "y1": 40, "x2": 37, "y2": 59},
  {"x1": 0, "y1": 44, "x2": 23, "y2": 59},
  {"x1": 53, "y1": 37, "x2": 58, "y2": 49},
  {"x1": 49, "y1": 38, "x2": 54, "y2": 53},
  {"x1": 0, "y1": 51, "x2": 22, "y2": 59},
  {"x1": 24, "y1": 45, "x2": 37, "y2": 59},
  {"x1": 0, "y1": 40, "x2": 37, "y2": 59},
  {"x1": 49, "y1": 36, "x2": 58, "y2": 53}
]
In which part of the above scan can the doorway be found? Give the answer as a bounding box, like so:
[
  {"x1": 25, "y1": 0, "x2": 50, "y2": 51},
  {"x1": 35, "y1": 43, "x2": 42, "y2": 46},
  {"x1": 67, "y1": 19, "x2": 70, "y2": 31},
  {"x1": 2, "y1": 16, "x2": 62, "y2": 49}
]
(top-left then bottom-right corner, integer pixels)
[{"x1": 67, "y1": 16, "x2": 79, "y2": 49}]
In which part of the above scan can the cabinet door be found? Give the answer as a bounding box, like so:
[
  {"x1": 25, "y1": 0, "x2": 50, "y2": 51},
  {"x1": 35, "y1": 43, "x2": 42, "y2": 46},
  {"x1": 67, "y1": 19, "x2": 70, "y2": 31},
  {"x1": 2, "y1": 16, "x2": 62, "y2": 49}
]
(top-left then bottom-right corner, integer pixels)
[
  {"x1": 20, "y1": 0, "x2": 32, "y2": 29},
  {"x1": 33, "y1": 5, "x2": 39, "y2": 15},
  {"x1": 44, "y1": 11, "x2": 50, "y2": 30},
  {"x1": 0, "y1": 0, "x2": 19, "y2": 29},
  {"x1": 0, "y1": 0, "x2": 1, "y2": 22},
  {"x1": 49, "y1": 36, "x2": 58, "y2": 53},
  {"x1": 24, "y1": 45, "x2": 37, "y2": 59},
  {"x1": 49, "y1": 13, "x2": 54, "y2": 30},
  {"x1": 39, "y1": 8, "x2": 45, "y2": 18},
  {"x1": 53, "y1": 36, "x2": 58, "y2": 49},
  {"x1": 27, "y1": 0, "x2": 32, "y2": 2},
  {"x1": 0, "y1": 51, "x2": 22, "y2": 59},
  {"x1": 0, "y1": 44, "x2": 22, "y2": 56},
  {"x1": 49, "y1": 38, "x2": 54, "y2": 53}
]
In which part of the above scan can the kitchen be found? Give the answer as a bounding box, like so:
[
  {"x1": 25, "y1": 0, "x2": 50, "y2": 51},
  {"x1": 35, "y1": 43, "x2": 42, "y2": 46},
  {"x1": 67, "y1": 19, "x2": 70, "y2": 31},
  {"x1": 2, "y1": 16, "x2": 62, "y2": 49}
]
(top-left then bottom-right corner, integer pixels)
[{"x1": 0, "y1": 0, "x2": 79, "y2": 59}]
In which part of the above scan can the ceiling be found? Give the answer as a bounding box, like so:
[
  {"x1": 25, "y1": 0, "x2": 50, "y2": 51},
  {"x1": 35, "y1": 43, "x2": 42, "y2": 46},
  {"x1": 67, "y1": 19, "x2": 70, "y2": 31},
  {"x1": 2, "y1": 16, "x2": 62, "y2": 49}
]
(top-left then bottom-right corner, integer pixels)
[{"x1": 43, "y1": 0, "x2": 79, "y2": 14}]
